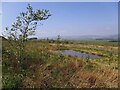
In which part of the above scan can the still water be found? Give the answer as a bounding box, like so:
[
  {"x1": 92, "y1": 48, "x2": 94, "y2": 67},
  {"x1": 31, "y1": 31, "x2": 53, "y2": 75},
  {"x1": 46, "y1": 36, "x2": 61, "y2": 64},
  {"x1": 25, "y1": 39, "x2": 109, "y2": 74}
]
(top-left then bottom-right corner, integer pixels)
[{"x1": 59, "y1": 50, "x2": 101, "y2": 59}]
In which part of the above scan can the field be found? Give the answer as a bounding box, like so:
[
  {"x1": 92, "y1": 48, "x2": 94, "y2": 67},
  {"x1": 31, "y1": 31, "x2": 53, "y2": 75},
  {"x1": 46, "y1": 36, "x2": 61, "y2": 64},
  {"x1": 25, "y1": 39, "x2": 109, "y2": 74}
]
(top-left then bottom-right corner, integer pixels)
[{"x1": 2, "y1": 39, "x2": 118, "y2": 88}]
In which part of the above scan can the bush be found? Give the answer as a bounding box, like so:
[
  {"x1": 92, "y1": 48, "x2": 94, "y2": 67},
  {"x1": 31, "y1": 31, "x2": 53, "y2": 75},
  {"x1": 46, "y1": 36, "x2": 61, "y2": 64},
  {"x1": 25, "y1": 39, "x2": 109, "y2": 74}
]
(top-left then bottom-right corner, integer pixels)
[{"x1": 2, "y1": 73, "x2": 23, "y2": 88}]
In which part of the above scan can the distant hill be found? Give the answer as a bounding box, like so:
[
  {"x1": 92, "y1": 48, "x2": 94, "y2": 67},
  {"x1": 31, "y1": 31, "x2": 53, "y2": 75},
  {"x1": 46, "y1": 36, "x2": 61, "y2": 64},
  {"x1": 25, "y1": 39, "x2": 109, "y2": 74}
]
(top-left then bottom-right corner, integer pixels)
[
  {"x1": 61, "y1": 35, "x2": 101, "y2": 40},
  {"x1": 32, "y1": 34, "x2": 119, "y2": 41},
  {"x1": 95, "y1": 35, "x2": 118, "y2": 41},
  {"x1": 47, "y1": 35, "x2": 118, "y2": 41},
  {"x1": 60, "y1": 35, "x2": 118, "y2": 41}
]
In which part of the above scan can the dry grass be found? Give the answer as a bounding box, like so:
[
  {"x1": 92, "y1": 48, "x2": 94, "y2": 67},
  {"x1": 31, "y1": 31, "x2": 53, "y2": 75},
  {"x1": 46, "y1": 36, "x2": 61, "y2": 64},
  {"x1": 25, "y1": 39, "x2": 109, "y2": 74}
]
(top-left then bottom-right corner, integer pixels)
[
  {"x1": 2, "y1": 40, "x2": 118, "y2": 88},
  {"x1": 22, "y1": 59, "x2": 118, "y2": 88},
  {"x1": 69, "y1": 68, "x2": 118, "y2": 88}
]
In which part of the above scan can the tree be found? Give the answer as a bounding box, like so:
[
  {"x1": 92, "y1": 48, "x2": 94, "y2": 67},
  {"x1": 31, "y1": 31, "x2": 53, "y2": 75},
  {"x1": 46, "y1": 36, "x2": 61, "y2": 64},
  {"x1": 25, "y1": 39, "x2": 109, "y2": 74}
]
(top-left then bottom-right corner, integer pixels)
[
  {"x1": 4, "y1": 4, "x2": 51, "y2": 74},
  {"x1": 5, "y1": 4, "x2": 51, "y2": 41},
  {"x1": 57, "y1": 35, "x2": 61, "y2": 41}
]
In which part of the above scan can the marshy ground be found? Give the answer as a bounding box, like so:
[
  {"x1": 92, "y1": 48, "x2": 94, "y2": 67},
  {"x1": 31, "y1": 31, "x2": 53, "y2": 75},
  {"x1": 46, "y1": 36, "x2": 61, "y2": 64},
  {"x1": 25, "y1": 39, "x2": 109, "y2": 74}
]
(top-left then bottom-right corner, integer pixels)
[{"x1": 2, "y1": 39, "x2": 118, "y2": 88}]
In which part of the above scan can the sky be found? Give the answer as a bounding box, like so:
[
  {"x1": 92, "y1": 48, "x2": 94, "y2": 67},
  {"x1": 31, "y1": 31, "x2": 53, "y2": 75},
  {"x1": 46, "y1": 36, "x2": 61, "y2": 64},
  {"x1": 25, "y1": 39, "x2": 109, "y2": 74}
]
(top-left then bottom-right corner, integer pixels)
[
  {"x1": 1, "y1": 2, "x2": 118, "y2": 38},
  {"x1": 0, "y1": 2, "x2": 2, "y2": 36}
]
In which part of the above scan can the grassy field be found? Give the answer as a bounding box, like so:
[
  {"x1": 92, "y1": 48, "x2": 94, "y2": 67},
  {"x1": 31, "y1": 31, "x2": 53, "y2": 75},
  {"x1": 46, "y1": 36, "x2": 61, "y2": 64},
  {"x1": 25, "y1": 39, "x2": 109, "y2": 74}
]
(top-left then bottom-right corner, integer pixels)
[{"x1": 2, "y1": 39, "x2": 118, "y2": 88}]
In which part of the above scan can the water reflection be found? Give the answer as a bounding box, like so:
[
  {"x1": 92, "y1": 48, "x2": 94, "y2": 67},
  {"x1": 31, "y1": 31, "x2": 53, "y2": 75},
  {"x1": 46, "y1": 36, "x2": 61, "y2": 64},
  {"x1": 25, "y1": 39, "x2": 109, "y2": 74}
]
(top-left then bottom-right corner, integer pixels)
[{"x1": 59, "y1": 50, "x2": 101, "y2": 59}]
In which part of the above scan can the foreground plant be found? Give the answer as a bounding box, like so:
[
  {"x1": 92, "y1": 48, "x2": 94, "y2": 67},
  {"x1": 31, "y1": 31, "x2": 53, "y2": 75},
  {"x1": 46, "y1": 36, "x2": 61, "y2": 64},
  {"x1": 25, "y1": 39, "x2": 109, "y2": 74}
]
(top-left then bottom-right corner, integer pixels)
[
  {"x1": 3, "y1": 4, "x2": 51, "y2": 87},
  {"x1": 4, "y1": 3, "x2": 51, "y2": 67}
]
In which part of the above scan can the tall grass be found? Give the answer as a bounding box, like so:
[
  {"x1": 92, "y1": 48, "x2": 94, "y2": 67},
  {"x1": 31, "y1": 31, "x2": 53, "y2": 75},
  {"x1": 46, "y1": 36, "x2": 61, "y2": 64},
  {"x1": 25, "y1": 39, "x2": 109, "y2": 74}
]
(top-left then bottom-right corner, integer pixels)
[{"x1": 2, "y1": 39, "x2": 118, "y2": 88}]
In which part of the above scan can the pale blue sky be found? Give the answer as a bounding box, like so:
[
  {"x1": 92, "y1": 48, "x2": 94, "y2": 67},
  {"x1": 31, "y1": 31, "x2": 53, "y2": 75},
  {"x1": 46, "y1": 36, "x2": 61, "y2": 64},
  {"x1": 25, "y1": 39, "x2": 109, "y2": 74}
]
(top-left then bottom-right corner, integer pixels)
[{"x1": 2, "y1": 2, "x2": 118, "y2": 38}]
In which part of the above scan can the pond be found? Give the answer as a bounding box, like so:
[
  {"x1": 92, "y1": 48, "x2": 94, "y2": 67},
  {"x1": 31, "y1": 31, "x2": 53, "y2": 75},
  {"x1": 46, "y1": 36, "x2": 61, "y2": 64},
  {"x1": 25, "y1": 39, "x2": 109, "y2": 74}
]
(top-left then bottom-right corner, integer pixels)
[{"x1": 59, "y1": 50, "x2": 101, "y2": 59}]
